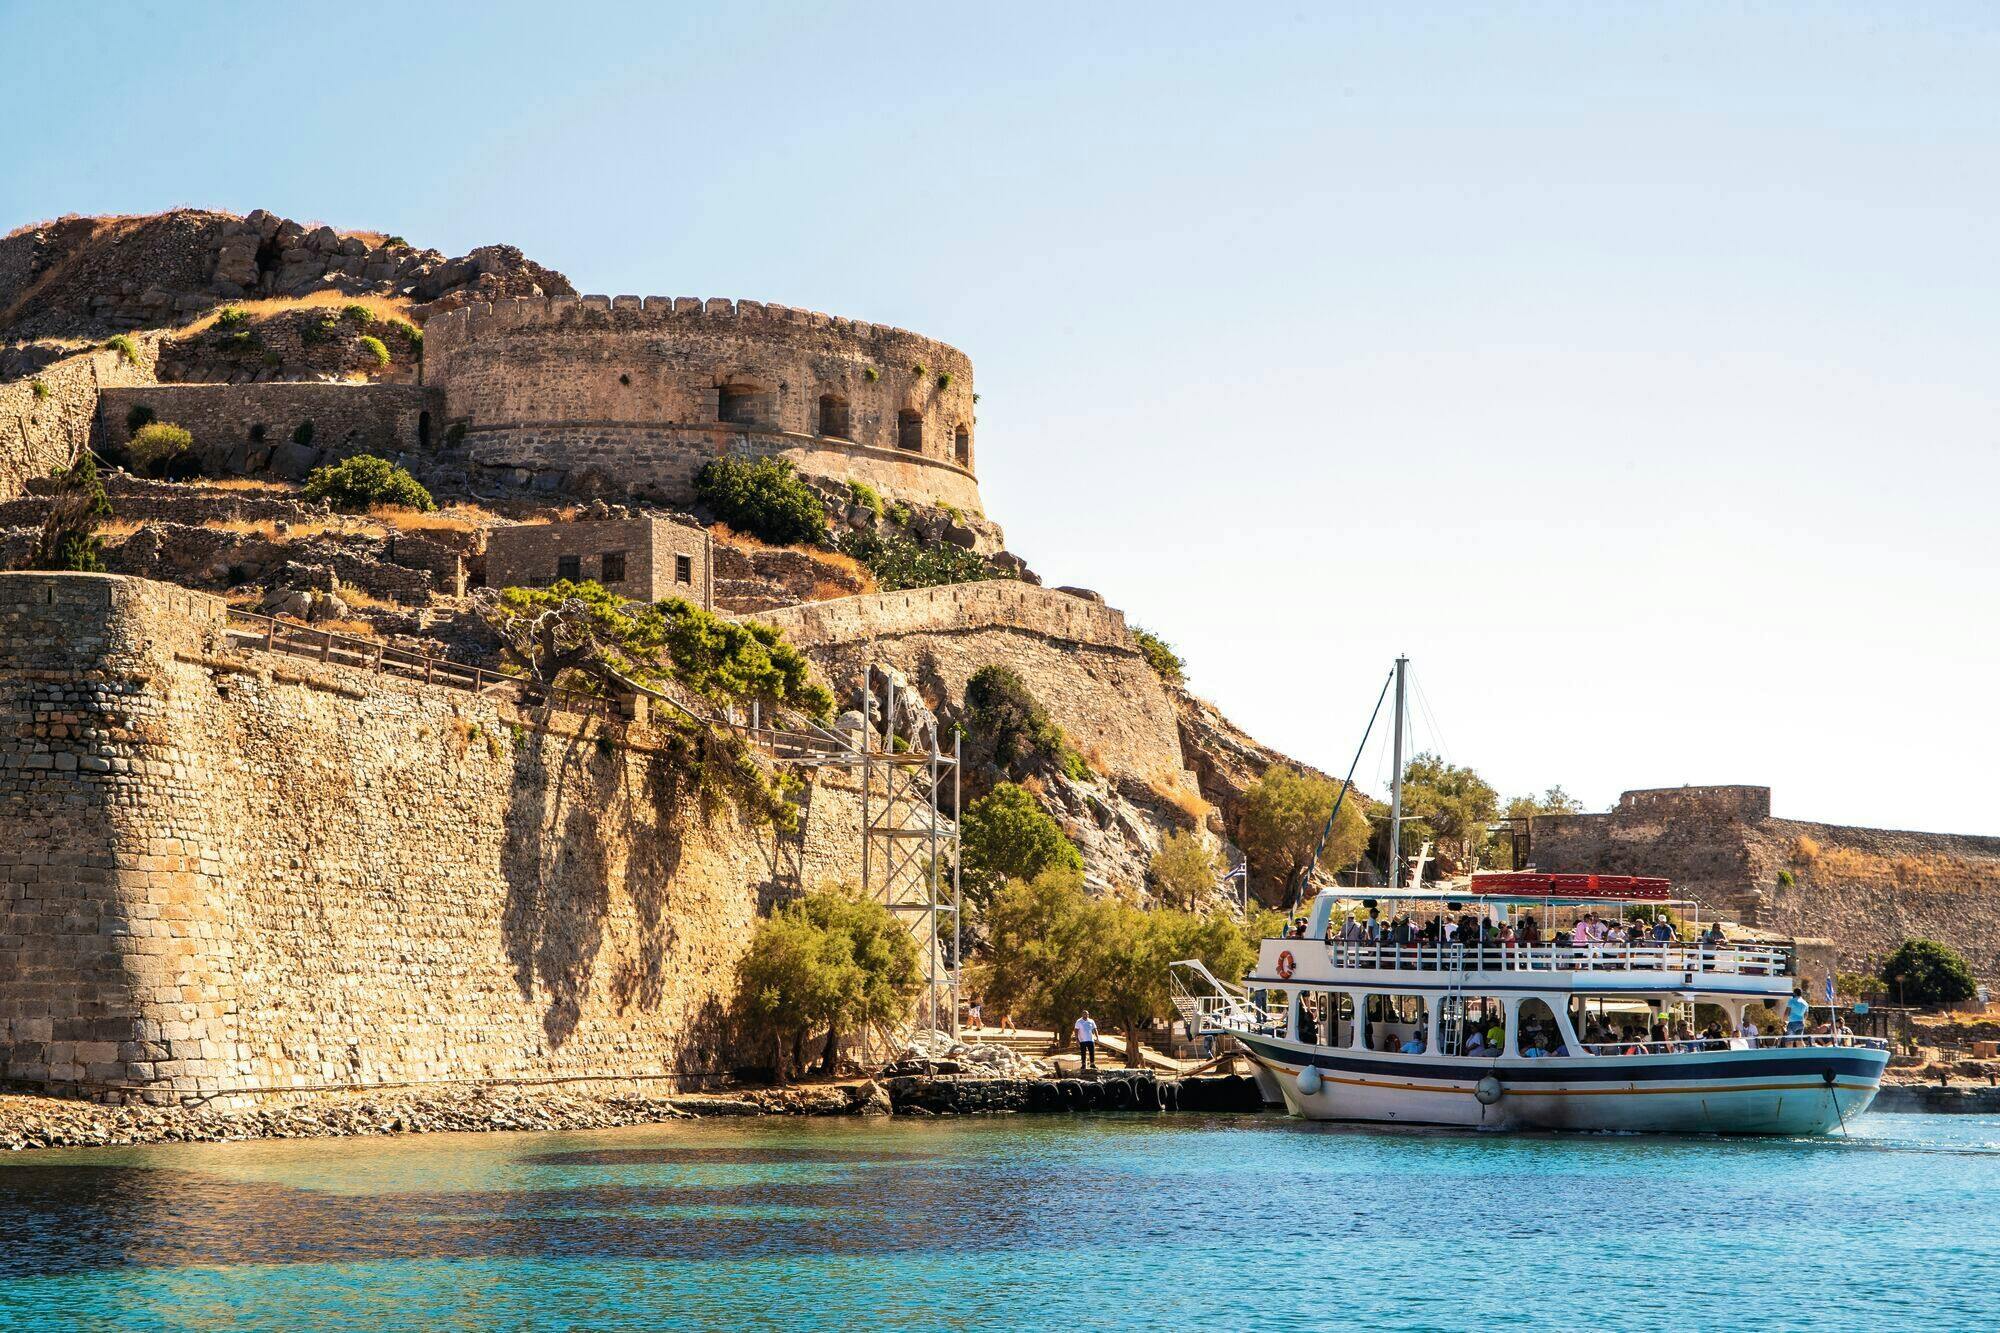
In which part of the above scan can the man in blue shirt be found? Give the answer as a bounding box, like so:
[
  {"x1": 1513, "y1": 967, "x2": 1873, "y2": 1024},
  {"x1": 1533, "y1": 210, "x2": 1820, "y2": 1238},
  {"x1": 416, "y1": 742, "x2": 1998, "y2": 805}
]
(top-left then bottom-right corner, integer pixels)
[{"x1": 1785, "y1": 988, "x2": 1810, "y2": 1038}]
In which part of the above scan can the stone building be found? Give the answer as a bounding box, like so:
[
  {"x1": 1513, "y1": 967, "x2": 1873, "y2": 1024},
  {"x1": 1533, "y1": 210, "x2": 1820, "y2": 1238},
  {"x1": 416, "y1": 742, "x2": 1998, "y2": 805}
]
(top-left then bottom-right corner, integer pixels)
[
  {"x1": 423, "y1": 296, "x2": 984, "y2": 514},
  {"x1": 482, "y1": 515, "x2": 713, "y2": 609}
]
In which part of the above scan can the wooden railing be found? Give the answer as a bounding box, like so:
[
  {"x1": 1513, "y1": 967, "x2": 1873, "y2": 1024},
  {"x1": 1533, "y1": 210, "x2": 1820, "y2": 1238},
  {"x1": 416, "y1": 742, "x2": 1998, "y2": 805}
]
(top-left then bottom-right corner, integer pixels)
[{"x1": 225, "y1": 609, "x2": 507, "y2": 694}]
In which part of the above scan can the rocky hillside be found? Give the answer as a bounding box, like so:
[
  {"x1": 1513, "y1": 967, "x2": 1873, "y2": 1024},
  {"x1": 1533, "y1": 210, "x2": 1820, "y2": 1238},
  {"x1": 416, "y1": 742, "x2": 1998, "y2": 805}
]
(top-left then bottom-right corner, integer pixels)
[{"x1": 0, "y1": 208, "x2": 572, "y2": 372}]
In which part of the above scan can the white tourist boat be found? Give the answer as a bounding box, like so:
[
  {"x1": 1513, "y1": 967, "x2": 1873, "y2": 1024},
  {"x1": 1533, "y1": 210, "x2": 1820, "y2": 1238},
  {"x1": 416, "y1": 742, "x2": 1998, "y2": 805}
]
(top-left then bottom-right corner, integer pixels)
[{"x1": 1171, "y1": 659, "x2": 1888, "y2": 1135}]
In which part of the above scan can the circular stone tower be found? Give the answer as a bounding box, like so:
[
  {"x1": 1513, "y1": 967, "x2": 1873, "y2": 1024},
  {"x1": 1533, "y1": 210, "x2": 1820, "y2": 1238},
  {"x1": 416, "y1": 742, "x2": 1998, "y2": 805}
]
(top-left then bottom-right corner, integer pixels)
[{"x1": 424, "y1": 295, "x2": 983, "y2": 514}]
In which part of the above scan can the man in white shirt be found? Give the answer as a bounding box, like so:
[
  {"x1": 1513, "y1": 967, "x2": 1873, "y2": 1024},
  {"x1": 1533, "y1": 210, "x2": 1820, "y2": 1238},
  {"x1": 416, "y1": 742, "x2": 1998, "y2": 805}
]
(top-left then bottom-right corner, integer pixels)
[{"x1": 1074, "y1": 1011, "x2": 1099, "y2": 1071}]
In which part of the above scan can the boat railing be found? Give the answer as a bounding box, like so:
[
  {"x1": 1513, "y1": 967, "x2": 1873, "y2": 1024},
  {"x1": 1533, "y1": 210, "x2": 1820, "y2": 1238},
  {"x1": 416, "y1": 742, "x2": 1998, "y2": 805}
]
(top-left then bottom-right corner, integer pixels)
[
  {"x1": 1169, "y1": 959, "x2": 1279, "y2": 1035},
  {"x1": 1313, "y1": 939, "x2": 1793, "y2": 977},
  {"x1": 1579, "y1": 1034, "x2": 1889, "y2": 1056}
]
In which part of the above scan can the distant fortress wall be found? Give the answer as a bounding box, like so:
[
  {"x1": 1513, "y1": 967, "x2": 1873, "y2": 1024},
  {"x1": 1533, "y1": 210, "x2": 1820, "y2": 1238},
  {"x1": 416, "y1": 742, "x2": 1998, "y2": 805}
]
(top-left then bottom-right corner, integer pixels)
[
  {"x1": 0, "y1": 572, "x2": 865, "y2": 1106},
  {"x1": 424, "y1": 296, "x2": 984, "y2": 513},
  {"x1": 1532, "y1": 785, "x2": 2000, "y2": 981}
]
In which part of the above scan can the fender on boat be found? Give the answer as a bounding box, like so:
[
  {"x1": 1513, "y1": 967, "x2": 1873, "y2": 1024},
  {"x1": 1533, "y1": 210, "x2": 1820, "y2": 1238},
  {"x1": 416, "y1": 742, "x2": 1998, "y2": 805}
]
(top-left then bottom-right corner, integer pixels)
[
  {"x1": 1475, "y1": 1075, "x2": 1504, "y2": 1105},
  {"x1": 1296, "y1": 1065, "x2": 1324, "y2": 1095}
]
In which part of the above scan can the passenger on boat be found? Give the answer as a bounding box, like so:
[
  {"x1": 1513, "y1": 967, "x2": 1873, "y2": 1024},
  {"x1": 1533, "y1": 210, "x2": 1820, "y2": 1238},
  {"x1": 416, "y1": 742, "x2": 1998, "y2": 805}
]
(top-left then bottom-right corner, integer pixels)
[
  {"x1": 1650, "y1": 918, "x2": 1675, "y2": 943},
  {"x1": 1465, "y1": 1030, "x2": 1492, "y2": 1056},
  {"x1": 1784, "y1": 988, "x2": 1810, "y2": 1036},
  {"x1": 1702, "y1": 922, "x2": 1726, "y2": 948},
  {"x1": 1518, "y1": 916, "x2": 1542, "y2": 946},
  {"x1": 1400, "y1": 1032, "x2": 1426, "y2": 1054}
]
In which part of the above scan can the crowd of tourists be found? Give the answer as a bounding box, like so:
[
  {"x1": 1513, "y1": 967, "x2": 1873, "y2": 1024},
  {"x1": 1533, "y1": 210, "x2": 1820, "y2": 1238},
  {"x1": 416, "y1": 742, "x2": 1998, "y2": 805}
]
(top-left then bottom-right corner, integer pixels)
[{"x1": 1287, "y1": 907, "x2": 1735, "y2": 962}]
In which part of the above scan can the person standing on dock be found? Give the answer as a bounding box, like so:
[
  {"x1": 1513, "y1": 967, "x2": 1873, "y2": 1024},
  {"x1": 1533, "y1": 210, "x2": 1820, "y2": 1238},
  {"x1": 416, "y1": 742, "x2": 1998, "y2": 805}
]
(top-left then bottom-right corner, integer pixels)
[{"x1": 1074, "y1": 1011, "x2": 1100, "y2": 1071}]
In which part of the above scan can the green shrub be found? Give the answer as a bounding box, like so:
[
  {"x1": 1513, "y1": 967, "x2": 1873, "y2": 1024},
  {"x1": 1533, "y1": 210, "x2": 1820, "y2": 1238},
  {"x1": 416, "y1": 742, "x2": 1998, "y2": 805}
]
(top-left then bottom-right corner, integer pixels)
[
  {"x1": 694, "y1": 456, "x2": 830, "y2": 547},
  {"x1": 845, "y1": 479, "x2": 883, "y2": 518},
  {"x1": 222, "y1": 329, "x2": 260, "y2": 351},
  {"x1": 30, "y1": 454, "x2": 113, "y2": 573},
  {"x1": 940, "y1": 503, "x2": 962, "y2": 523},
  {"x1": 301, "y1": 314, "x2": 342, "y2": 345},
  {"x1": 912, "y1": 362, "x2": 927, "y2": 377},
  {"x1": 30, "y1": 379, "x2": 49, "y2": 400},
  {"x1": 357, "y1": 335, "x2": 390, "y2": 368},
  {"x1": 863, "y1": 366, "x2": 880, "y2": 383},
  {"x1": 124, "y1": 403, "x2": 155, "y2": 435},
  {"x1": 733, "y1": 886, "x2": 922, "y2": 1081},
  {"x1": 127, "y1": 422, "x2": 193, "y2": 472},
  {"x1": 886, "y1": 501, "x2": 911, "y2": 526},
  {"x1": 341, "y1": 303, "x2": 374, "y2": 325},
  {"x1": 1132, "y1": 627, "x2": 1185, "y2": 685},
  {"x1": 837, "y1": 528, "x2": 994, "y2": 591},
  {"x1": 213, "y1": 306, "x2": 248, "y2": 329},
  {"x1": 103, "y1": 335, "x2": 139, "y2": 365},
  {"x1": 1878, "y1": 938, "x2": 1978, "y2": 1008},
  {"x1": 303, "y1": 454, "x2": 435, "y2": 512},
  {"x1": 960, "y1": 783, "x2": 1082, "y2": 902},
  {"x1": 384, "y1": 235, "x2": 408, "y2": 247},
  {"x1": 937, "y1": 371, "x2": 952, "y2": 390},
  {"x1": 1776, "y1": 868, "x2": 1796, "y2": 887},
  {"x1": 965, "y1": 664, "x2": 1083, "y2": 781},
  {"x1": 292, "y1": 419, "x2": 315, "y2": 446}
]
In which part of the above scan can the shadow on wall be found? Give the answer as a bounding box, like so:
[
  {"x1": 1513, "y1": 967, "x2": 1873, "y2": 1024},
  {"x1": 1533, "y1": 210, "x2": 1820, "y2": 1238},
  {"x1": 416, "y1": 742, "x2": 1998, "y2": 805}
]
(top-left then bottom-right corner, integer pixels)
[{"x1": 500, "y1": 717, "x2": 689, "y2": 1050}]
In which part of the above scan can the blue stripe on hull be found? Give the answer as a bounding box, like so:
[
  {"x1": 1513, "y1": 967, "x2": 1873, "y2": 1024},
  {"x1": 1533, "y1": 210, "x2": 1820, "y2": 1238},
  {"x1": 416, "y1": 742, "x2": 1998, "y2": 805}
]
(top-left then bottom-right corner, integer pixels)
[{"x1": 1239, "y1": 1034, "x2": 1885, "y2": 1085}]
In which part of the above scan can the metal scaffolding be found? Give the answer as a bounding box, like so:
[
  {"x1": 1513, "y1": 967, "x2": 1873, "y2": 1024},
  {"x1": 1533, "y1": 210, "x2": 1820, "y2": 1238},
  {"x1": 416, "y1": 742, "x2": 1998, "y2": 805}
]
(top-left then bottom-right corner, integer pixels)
[{"x1": 856, "y1": 665, "x2": 962, "y2": 1037}]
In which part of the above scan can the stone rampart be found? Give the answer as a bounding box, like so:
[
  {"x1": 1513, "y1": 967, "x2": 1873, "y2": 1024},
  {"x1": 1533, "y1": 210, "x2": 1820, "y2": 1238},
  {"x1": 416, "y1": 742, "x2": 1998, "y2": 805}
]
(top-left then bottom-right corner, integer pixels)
[
  {"x1": 754, "y1": 583, "x2": 1200, "y2": 801},
  {"x1": 0, "y1": 572, "x2": 865, "y2": 1106},
  {"x1": 95, "y1": 383, "x2": 440, "y2": 480},
  {"x1": 1531, "y1": 785, "x2": 2000, "y2": 981},
  {"x1": 1, "y1": 338, "x2": 160, "y2": 502},
  {"x1": 424, "y1": 296, "x2": 982, "y2": 513}
]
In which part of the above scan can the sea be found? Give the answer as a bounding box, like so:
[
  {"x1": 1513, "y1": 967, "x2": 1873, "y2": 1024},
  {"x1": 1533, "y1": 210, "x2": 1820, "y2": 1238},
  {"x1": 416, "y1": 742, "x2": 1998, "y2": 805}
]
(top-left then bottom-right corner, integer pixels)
[{"x1": 1, "y1": 1110, "x2": 1996, "y2": 1331}]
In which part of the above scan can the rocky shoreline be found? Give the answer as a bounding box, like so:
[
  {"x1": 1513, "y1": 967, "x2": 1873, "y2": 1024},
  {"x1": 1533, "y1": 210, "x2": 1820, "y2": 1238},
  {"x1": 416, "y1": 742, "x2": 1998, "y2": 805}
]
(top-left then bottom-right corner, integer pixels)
[
  {"x1": 1872, "y1": 1083, "x2": 2000, "y2": 1114},
  {"x1": 0, "y1": 1072, "x2": 1266, "y2": 1153}
]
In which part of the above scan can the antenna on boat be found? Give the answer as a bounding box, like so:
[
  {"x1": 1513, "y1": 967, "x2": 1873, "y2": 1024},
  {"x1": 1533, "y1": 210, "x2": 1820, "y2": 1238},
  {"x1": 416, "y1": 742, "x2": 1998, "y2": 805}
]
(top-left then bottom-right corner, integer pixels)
[
  {"x1": 1389, "y1": 655, "x2": 1407, "y2": 889},
  {"x1": 1296, "y1": 661, "x2": 1394, "y2": 909}
]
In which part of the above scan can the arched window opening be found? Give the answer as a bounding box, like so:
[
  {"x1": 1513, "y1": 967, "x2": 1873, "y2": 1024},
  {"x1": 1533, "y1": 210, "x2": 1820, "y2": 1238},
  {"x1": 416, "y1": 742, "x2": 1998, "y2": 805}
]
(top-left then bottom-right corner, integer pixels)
[
  {"x1": 718, "y1": 383, "x2": 762, "y2": 426},
  {"x1": 819, "y1": 394, "x2": 851, "y2": 439},
  {"x1": 953, "y1": 423, "x2": 970, "y2": 466},
  {"x1": 897, "y1": 409, "x2": 923, "y2": 452}
]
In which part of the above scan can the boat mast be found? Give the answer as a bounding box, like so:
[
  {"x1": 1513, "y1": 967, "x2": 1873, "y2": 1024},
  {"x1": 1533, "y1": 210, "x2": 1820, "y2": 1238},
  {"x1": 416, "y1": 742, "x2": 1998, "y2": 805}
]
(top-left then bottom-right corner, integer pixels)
[{"x1": 1388, "y1": 655, "x2": 1407, "y2": 889}]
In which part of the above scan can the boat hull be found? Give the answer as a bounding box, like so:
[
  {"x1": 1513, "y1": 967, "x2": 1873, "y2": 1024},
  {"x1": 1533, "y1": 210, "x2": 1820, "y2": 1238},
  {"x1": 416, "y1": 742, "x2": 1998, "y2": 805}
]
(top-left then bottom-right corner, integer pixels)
[{"x1": 1236, "y1": 1033, "x2": 1885, "y2": 1135}]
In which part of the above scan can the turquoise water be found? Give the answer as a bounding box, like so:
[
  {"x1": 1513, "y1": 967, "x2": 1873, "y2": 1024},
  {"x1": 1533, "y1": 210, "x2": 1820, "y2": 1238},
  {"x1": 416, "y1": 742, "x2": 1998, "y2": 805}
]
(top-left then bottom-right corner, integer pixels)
[{"x1": 3, "y1": 1112, "x2": 1999, "y2": 1330}]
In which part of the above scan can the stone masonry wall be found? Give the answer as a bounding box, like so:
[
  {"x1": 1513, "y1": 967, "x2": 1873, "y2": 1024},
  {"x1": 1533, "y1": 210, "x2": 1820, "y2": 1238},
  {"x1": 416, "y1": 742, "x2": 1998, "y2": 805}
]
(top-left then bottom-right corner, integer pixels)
[
  {"x1": 1532, "y1": 785, "x2": 2000, "y2": 982},
  {"x1": 95, "y1": 383, "x2": 441, "y2": 481},
  {"x1": 0, "y1": 572, "x2": 865, "y2": 1106},
  {"x1": 1, "y1": 338, "x2": 161, "y2": 502},
  {"x1": 754, "y1": 583, "x2": 1201, "y2": 800},
  {"x1": 424, "y1": 296, "x2": 983, "y2": 513}
]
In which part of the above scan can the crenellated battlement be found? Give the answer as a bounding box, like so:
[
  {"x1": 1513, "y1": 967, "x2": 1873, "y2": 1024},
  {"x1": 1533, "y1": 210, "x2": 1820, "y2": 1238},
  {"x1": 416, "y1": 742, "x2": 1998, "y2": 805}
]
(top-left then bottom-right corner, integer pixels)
[{"x1": 423, "y1": 294, "x2": 973, "y2": 373}]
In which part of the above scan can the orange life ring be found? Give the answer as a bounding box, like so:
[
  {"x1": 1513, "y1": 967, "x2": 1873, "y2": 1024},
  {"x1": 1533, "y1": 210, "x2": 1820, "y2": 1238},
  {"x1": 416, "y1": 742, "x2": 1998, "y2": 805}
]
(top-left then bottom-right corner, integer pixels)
[{"x1": 1276, "y1": 949, "x2": 1296, "y2": 980}]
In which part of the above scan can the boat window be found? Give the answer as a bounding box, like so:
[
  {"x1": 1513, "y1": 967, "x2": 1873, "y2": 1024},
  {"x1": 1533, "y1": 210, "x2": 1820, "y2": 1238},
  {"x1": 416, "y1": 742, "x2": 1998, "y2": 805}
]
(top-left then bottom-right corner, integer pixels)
[
  {"x1": 1361, "y1": 993, "x2": 1429, "y2": 1054},
  {"x1": 1516, "y1": 998, "x2": 1566, "y2": 1058},
  {"x1": 1440, "y1": 994, "x2": 1506, "y2": 1057},
  {"x1": 1328, "y1": 993, "x2": 1355, "y2": 1049}
]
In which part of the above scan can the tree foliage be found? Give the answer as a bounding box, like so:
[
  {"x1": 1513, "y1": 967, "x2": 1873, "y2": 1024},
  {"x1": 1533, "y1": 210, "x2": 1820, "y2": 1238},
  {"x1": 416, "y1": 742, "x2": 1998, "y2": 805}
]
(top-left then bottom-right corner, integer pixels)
[
  {"x1": 479, "y1": 581, "x2": 833, "y2": 830},
  {"x1": 1393, "y1": 753, "x2": 1499, "y2": 862},
  {"x1": 959, "y1": 782, "x2": 1081, "y2": 901},
  {"x1": 29, "y1": 454, "x2": 112, "y2": 573},
  {"x1": 1131, "y1": 626, "x2": 1185, "y2": 685},
  {"x1": 1878, "y1": 938, "x2": 1978, "y2": 1008},
  {"x1": 734, "y1": 886, "x2": 923, "y2": 1081},
  {"x1": 1148, "y1": 828, "x2": 1222, "y2": 911},
  {"x1": 303, "y1": 454, "x2": 435, "y2": 512},
  {"x1": 1502, "y1": 785, "x2": 1584, "y2": 820},
  {"x1": 964, "y1": 664, "x2": 1082, "y2": 781},
  {"x1": 981, "y1": 867, "x2": 1253, "y2": 1064},
  {"x1": 695, "y1": 456, "x2": 830, "y2": 546},
  {"x1": 1237, "y1": 764, "x2": 1369, "y2": 904},
  {"x1": 126, "y1": 422, "x2": 192, "y2": 474},
  {"x1": 836, "y1": 528, "x2": 995, "y2": 590}
]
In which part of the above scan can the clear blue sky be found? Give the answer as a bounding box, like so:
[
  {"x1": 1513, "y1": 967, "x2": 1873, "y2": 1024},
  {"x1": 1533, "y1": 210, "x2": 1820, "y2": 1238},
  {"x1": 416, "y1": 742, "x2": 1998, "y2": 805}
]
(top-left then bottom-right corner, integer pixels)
[{"x1": 7, "y1": 2, "x2": 1996, "y2": 832}]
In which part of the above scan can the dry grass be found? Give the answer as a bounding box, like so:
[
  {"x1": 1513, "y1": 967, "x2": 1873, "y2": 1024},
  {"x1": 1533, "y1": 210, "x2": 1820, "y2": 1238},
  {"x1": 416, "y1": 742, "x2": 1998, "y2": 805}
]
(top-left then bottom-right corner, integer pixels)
[
  {"x1": 176, "y1": 290, "x2": 417, "y2": 338},
  {"x1": 202, "y1": 477, "x2": 296, "y2": 493},
  {"x1": 1791, "y1": 834, "x2": 1821, "y2": 865},
  {"x1": 1149, "y1": 778, "x2": 1215, "y2": 827},
  {"x1": 369, "y1": 503, "x2": 492, "y2": 533},
  {"x1": 202, "y1": 516, "x2": 385, "y2": 542},
  {"x1": 99, "y1": 519, "x2": 147, "y2": 539},
  {"x1": 335, "y1": 587, "x2": 403, "y2": 612},
  {"x1": 316, "y1": 617, "x2": 382, "y2": 640}
]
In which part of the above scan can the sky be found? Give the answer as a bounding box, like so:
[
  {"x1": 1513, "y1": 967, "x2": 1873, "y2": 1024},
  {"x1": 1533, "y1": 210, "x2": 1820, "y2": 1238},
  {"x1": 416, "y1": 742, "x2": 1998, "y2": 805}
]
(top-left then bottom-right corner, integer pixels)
[{"x1": 5, "y1": 2, "x2": 1996, "y2": 832}]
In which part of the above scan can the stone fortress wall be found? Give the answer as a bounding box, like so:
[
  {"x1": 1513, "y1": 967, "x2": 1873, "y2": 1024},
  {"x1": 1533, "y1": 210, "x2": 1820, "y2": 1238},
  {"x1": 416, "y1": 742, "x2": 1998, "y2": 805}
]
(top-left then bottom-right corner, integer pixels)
[
  {"x1": 0, "y1": 337, "x2": 162, "y2": 502},
  {"x1": 756, "y1": 582, "x2": 1204, "y2": 803},
  {"x1": 1532, "y1": 785, "x2": 2000, "y2": 981},
  {"x1": 95, "y1": 383, "x2": 440, "y2": 481},
  {"x1": 423, "y1": 296, "x2": 984, "y2": 513},
  {"x1": 0, "y1": 572, "x2": 868, "y2": 1106}
]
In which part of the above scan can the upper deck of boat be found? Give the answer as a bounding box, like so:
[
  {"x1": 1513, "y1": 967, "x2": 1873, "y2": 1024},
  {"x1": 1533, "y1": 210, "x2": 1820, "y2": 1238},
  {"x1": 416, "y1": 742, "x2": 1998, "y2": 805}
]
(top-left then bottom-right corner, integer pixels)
[{"x1": 1249, "y1": 874, "x2": 1797, "y2": 996}]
